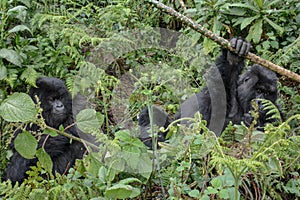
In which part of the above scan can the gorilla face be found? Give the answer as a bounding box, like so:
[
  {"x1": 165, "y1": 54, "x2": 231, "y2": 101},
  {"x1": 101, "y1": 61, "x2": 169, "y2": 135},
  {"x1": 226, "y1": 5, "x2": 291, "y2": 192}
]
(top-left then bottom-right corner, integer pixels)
[
  {"x1": 29, "y1": 77, "x2": 73, "y2": 128},
  {"x1": 237, "y1": 64, "x2": 278, "y2": 114}
]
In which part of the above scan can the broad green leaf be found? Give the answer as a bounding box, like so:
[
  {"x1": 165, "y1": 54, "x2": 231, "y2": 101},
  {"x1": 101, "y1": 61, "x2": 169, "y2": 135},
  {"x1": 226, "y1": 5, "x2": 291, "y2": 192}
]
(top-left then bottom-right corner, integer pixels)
[
  {"x1": 0, "y1": 92, "x2": 36, "y2": 122},
  {"x1": 206, "y1": 186, "x2": 218, "y2": 194},
  {"x1": 8, "y1": 25, "x2": 31, "y2": 34},
  {"x1": 0, "y1": 48, "x2": 23, "y2": 67},
  {"x1": 211, "y1": 178, "x2": 223, "y2": 189},
  {"x1": 114, "y1": 130, "x2": 131, "y2": 142},
  {"x1": 14, "y1": 131, "x2": 37, "y2": 159},
  {"x1": 219, "y1": 189, "x2": 230, "y2": 199},
  {"x1": 264, "y1": 17, "x2": 284, "y2": 35},
  {"x1": 105, "y1": 184, "x2": 140, "y2": 199},
  {"x1": 36, "y1": 148, "x2": 53, "y2": 174},
  {"x1": 98, "y1": 166, "x2": 108, "y2": 184},
  {"x1": 76, "y1": 109, "x2": 102, "y2": 132},
  {"x1": 119, "y1": 177, "x2": 142, "y2": 185},
  {"x1": 0, "y1": 66, "x2": 7, "y2": 80},
  {"x1": 188, "y1": 189, "x2": 200, "y2": 198}
]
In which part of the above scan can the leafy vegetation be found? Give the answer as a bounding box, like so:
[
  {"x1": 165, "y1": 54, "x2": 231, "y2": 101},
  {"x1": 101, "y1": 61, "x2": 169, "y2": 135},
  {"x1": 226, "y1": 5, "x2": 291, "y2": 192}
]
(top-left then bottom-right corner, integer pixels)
[{"x1": 0, "y1": 0, "x2": 299, "y2": 199}]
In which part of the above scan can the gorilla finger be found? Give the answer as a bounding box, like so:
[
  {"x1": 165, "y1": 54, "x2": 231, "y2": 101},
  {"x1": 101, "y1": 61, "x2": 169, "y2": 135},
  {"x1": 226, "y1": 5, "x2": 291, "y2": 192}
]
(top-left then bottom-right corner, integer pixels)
[
  {"x1": 239, "y1": 42, "x2": 250, "y2": 56},
  {"x1": 230, "y1": 37, "x2": 237, "y2": 48},
  {"x1": 235, "y1": 39, "x2": 244, "y2": 54}
]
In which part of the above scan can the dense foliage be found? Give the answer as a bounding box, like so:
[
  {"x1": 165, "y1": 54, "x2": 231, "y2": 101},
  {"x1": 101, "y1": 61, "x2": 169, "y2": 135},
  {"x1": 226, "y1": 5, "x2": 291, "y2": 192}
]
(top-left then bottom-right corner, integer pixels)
[{"x1": 0, "y1": 0, "x2": 299, "y2": 199}]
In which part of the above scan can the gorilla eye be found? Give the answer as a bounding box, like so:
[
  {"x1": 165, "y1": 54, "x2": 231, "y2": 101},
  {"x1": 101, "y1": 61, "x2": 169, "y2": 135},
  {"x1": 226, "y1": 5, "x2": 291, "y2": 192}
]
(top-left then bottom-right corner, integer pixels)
[{"x1": 244, "y1": 77, "x2": 250, "y2": 83}]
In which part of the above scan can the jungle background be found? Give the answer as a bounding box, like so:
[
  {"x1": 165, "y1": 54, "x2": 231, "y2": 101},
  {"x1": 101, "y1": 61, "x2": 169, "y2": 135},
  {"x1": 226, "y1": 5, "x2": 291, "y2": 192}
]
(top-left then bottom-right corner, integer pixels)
[{"x1": 0, "y1": 0, "x2": 299, "y2": 199}]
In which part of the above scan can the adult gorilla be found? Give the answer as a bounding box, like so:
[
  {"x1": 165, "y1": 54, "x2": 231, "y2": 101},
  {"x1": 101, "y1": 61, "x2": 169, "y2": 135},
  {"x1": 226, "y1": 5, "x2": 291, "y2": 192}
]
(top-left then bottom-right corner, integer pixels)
[
  {"x1": 3, "y1": 77, "x2": 86, "y2": 183},
  {"x1": 139, "y1": 38, "x2": 279, "y2": 147}
]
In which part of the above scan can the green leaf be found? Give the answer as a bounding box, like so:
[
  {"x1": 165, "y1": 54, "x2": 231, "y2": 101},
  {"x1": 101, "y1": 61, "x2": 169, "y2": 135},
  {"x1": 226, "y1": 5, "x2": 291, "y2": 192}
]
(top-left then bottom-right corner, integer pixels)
[
  {"x1": 44, "y1": 128, "x2": 58, "y2": 137},
  {"x1": 264, "y1": 17, "x2": 284, "y2": 35},
  {"x1": 219, "y1": 189, "x2": 230, "y2": 199},
  {"x1": 114, "y1": 130, "x2": 131, "y2": 142},
  {"x1": 36, "y1": 148, "x2": 53, "y2": 174},
  {"x1": 8, "y1": 25, "x2": 32, "y2": 35},
  {"x1": 119, "y1": 177, "x2": 142, "y2": 185},
  {"x1": 206, "y1": 186, "x2": 218, "y2": 194},
  {"x1": 240, "y1": 16, "x2": 260, "y2": 30},
  {"x1": 0, "y1": 65, "x2": 7, "y2": 80},
  {"x1": 105, "y1": 184, "x2": 140, "y2": 199},
  {"x1": 7, "y1": 6, "x2": 27, "y2": 22},
  {"x1": 254, "y1": 0, "x2": 263, "y2": 8},
  {"x1": 229, "y1": 3, "x2": 259, "y2": 12},
  {"x1": 76, "y1": 109, "x2": 102, "y2": 132},
  {"x1": 0, "y1": 48, "x2": 23, "y2": 67},
  {"x1": 211, "y1": 178, "x2": 223, "y2": 189},
  {"x1": 0, "y1": 92, "x2": 36, "y2": 122},
  {"x1": 20, "y1": 66, "x2": 38, "y2": 86},
  {"x1": 247, "y1": 19, "x2": 263, "y2": 43},
  {"x1": 188, "y1": 189, "x2": 200, "y2": 198},
  {"x1": 14, "y1": 131, "x2": 37, "y2": 159}
]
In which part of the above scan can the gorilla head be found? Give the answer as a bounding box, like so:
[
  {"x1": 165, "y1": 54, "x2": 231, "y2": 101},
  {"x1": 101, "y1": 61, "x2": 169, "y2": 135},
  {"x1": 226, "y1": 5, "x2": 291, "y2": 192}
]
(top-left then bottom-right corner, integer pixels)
[
  {"x1": 28, "y1": 77, "x2": 73, "y2": 128},
  {"x1": 237, "y1": 64, "x2": 278, "y2": 117}
]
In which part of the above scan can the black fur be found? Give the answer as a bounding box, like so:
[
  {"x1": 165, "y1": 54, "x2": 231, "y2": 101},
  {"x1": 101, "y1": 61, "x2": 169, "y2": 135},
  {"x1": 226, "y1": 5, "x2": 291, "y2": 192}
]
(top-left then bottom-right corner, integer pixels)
[
  {"x1": 3, "y1": 77, "x2": 85, "y2": 183},
  {"x1": 139, "y1": 38, "x2": 279, "y2": 147},
  {"x1": 138, "y1": 105, "x2": 171, "y2": 148}
]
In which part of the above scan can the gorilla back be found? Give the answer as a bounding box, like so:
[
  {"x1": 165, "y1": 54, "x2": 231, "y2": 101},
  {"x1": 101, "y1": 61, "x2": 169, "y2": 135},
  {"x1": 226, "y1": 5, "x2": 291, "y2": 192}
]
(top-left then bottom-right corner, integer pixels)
[{"x1": 3, "y1": 77, "x2": 85, "y2": 183}]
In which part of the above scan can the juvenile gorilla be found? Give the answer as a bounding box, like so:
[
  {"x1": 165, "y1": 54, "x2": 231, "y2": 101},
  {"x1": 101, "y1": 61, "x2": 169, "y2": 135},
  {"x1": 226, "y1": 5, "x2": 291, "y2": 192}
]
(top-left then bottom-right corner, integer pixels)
[
  {"x1": 3, "y1": 77, "x2": 86, "y2": 183},
  {"x1": 139, "y1": 38, "x2": 279, "y2": 147}
]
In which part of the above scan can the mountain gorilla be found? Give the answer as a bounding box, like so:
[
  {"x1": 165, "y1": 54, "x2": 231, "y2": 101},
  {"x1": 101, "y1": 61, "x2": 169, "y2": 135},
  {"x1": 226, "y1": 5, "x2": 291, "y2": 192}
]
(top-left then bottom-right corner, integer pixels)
[
  {"x1": 138, "y1": 38, "x2": 279, "y2": 148},
  {"x1": 3, "y1": 77, "x2": 86, "y2": 183}
]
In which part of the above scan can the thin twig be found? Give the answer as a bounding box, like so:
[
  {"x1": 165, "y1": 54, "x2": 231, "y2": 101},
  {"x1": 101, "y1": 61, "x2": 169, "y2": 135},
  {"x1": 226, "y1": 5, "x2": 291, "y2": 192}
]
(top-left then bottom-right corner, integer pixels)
[{"x1": 148, "y1": 0, "x2": 300, "y2": 82}]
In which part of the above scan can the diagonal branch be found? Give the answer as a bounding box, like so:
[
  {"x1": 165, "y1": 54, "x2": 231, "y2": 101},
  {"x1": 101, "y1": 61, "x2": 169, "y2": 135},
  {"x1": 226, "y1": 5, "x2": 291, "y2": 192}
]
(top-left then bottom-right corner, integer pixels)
[{"x1": 149, "y1": 0, "x2": 300, "y2": 82}]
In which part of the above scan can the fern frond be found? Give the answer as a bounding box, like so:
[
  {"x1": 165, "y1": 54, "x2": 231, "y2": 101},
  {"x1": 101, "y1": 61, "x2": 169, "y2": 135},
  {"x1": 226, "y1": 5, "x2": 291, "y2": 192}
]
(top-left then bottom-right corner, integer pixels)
[{"x1": 257, "y1": 99, "x2": 282, "y2": 123}]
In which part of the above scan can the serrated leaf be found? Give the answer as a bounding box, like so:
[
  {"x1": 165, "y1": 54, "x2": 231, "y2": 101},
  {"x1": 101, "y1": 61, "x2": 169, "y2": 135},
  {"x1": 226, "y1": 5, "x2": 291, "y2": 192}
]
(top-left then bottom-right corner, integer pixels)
[
  {"x1": 76, "y1": 109, "x2": 101, "y2": 132},
  {"x1": 14, "y1": 131, "x2": 37, "y2": 159},
  {"x1": 36, "y1": 148, "x2": 53, "y2": 174},
  {"x1": 8, "y1": 25, "x2": 32, "y2": 35},
  {"x1": 0, "y1": 48, "x2": 23, "y2": 67},
  {"x1": 0, "y1": 92, "x2": 36, "y2": 122}
]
